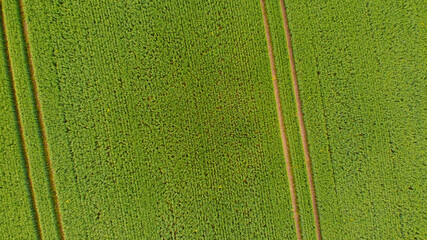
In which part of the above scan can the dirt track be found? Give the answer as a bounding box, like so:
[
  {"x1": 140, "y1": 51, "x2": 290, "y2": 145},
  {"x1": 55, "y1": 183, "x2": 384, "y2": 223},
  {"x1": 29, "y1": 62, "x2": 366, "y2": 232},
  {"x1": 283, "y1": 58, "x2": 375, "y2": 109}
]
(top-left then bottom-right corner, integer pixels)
[
  {"x1": 260, "y1": 0, "x2": 302, "y2": 239},
  {"x1": 18, "y1": 1, "x2": 65, "y2": 239},
  {"x1": 280, "y1": 1, "x2": 322, "y2": 239},
  {"x1": 0, "y1": 4, "x2": 43, "y2": 238}
]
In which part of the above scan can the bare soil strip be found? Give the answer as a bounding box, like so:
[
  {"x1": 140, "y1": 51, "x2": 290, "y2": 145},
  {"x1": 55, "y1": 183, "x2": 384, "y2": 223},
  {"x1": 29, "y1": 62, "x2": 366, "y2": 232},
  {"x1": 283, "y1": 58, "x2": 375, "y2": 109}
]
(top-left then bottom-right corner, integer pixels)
[
  {"x1": 260, "y1": 1, "x2": 302, "y2": 239},
  {"x1": 18, "y1": 1, "x2": 65, "y2": 239},
  {"x1": 279, "y1": 1, "x2": 322, "y2": 239},
  {"x1": 0, "y1": 5, "x2": 43, "y2": 239}
]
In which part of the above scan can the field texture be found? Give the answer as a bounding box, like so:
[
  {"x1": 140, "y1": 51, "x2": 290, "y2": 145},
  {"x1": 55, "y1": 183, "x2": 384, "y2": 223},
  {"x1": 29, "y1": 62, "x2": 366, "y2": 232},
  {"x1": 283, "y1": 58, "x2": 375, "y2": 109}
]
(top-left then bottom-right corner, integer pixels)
[
  {"x1": 0, "y1": 7, "x2": 38, "y2": 238},
  {"x1": 0, "y1": 0, "x2": 425, "y2": 239},
  {"x1": 283, "y1": 0, "x2": 426, "y2": 239}
]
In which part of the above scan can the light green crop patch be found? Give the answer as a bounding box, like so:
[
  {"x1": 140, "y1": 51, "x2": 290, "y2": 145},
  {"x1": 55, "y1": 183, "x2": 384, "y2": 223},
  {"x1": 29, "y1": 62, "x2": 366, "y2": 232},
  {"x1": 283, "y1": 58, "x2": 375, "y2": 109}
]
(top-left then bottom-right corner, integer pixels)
[{"x1": 285, "y1": 0, "x2": 426, "y2": 239}]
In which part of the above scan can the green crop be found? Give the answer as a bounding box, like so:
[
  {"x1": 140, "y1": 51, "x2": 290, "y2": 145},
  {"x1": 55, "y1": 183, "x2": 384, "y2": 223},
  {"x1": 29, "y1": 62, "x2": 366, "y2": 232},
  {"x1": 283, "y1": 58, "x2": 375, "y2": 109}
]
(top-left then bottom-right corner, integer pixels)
[
  {"x1": 1, "y1": 0, "x2": 424, "y2": 239},
  {"x1": 14, "y1": 0, "x2": 298, "y2": 238},
  {"x1": 284, "y1": 0, "x2": 427, "y2": 239},
  {"x1": 0, "y1": 7, "x2": 38, "y2": 239}
]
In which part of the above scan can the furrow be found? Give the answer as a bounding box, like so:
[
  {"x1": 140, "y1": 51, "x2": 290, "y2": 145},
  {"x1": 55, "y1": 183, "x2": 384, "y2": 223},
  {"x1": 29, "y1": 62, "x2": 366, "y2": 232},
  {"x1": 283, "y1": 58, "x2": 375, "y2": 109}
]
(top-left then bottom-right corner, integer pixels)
[
  {"x1": 0, "y1": 2, "x2": 42, "y2": 239},
  {"x1": 260, "y1": 0, "x2": 302, "y2": 239},
  {"x1": 17, "y1": 1, "x2": 65, "y2": 239},
  {"x1": 279, "y1": 1, "x2": 322, "y2": 239}
]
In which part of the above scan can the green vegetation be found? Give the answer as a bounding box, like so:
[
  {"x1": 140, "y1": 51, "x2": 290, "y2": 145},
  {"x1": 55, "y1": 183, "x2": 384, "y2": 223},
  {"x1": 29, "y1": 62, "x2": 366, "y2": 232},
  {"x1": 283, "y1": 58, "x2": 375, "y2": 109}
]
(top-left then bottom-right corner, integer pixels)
[
  {"x1": 0, "y1": 8, "x2": 38, "y2": 239},
  {"x1": 285, "y1": 0, "x2": 426, "y2": 239},
  {"x1": 264, "y1": 0, "x2": 317, "y2": 239},
  {"x1": 1, "y1": 0, "x2": 425, "y2": 239},
  {"x1": 21, "y1": 0, "x2": 297, "y2": 238},
  {"x1": 1, "y1": 0, "x2": 61, "y2": 238}
]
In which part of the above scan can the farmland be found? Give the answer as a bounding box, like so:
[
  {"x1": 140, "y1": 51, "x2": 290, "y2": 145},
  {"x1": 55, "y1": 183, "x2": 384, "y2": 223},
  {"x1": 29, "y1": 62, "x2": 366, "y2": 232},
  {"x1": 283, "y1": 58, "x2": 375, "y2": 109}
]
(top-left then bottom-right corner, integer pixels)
[
  {"x1": 284, "y1": 0, "x2": 426, "y2": 239},
  {"x1": 0, "y1": 8, "x2": 38, "y2": 238},
  {"x1": 1, "y1": 0, "x2": 425, "y2": 239}
]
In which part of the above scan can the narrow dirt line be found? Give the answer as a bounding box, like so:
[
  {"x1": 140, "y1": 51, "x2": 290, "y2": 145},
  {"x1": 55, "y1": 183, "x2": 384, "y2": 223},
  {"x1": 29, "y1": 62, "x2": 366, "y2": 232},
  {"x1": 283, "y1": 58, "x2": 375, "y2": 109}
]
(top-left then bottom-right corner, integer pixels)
[
  {"x1": 17, "y1": 1, "x2": 65, "y2": 239},
  {"x1": 259, "y1": 1, "x2": 302, "y2": 239},
  {"x1": 0, "y1": 4, "x2": 43, "y2": 239},
  {"x1": 279, "y1": 1, "x2": 322, "y2": 239}
]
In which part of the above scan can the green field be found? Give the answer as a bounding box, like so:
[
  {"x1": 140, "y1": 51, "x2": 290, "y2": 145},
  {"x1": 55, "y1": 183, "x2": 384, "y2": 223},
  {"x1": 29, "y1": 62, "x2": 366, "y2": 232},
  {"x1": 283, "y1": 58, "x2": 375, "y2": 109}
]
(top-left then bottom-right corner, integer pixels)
[{"x1": 1, "y1": 0, "x2": 425, "y2": 239}]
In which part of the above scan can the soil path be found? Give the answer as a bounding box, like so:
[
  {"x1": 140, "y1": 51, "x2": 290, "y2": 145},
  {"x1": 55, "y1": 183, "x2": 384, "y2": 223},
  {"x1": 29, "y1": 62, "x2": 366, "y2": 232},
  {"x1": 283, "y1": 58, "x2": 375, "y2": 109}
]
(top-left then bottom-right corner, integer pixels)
[
  {"x1": 0, "y1": 4, "x2": 43, "y2": 239},
  {"x1": 18, "y1": 1, "x2": 65, "y2": 239},
  {"x1": 279, "y1": 1, "x2": 322, "y2": 239},
  {"x1": 260, "y1": 1, "x2": 302, "y2": 239}
]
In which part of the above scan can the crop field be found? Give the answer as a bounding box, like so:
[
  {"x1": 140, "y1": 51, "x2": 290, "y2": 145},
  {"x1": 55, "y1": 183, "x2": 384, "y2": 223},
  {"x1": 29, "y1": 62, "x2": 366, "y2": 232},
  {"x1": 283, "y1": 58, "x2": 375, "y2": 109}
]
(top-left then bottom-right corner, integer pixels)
[{"x1": 0, "y1": 0, "x2": 425, "y2": 239}]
